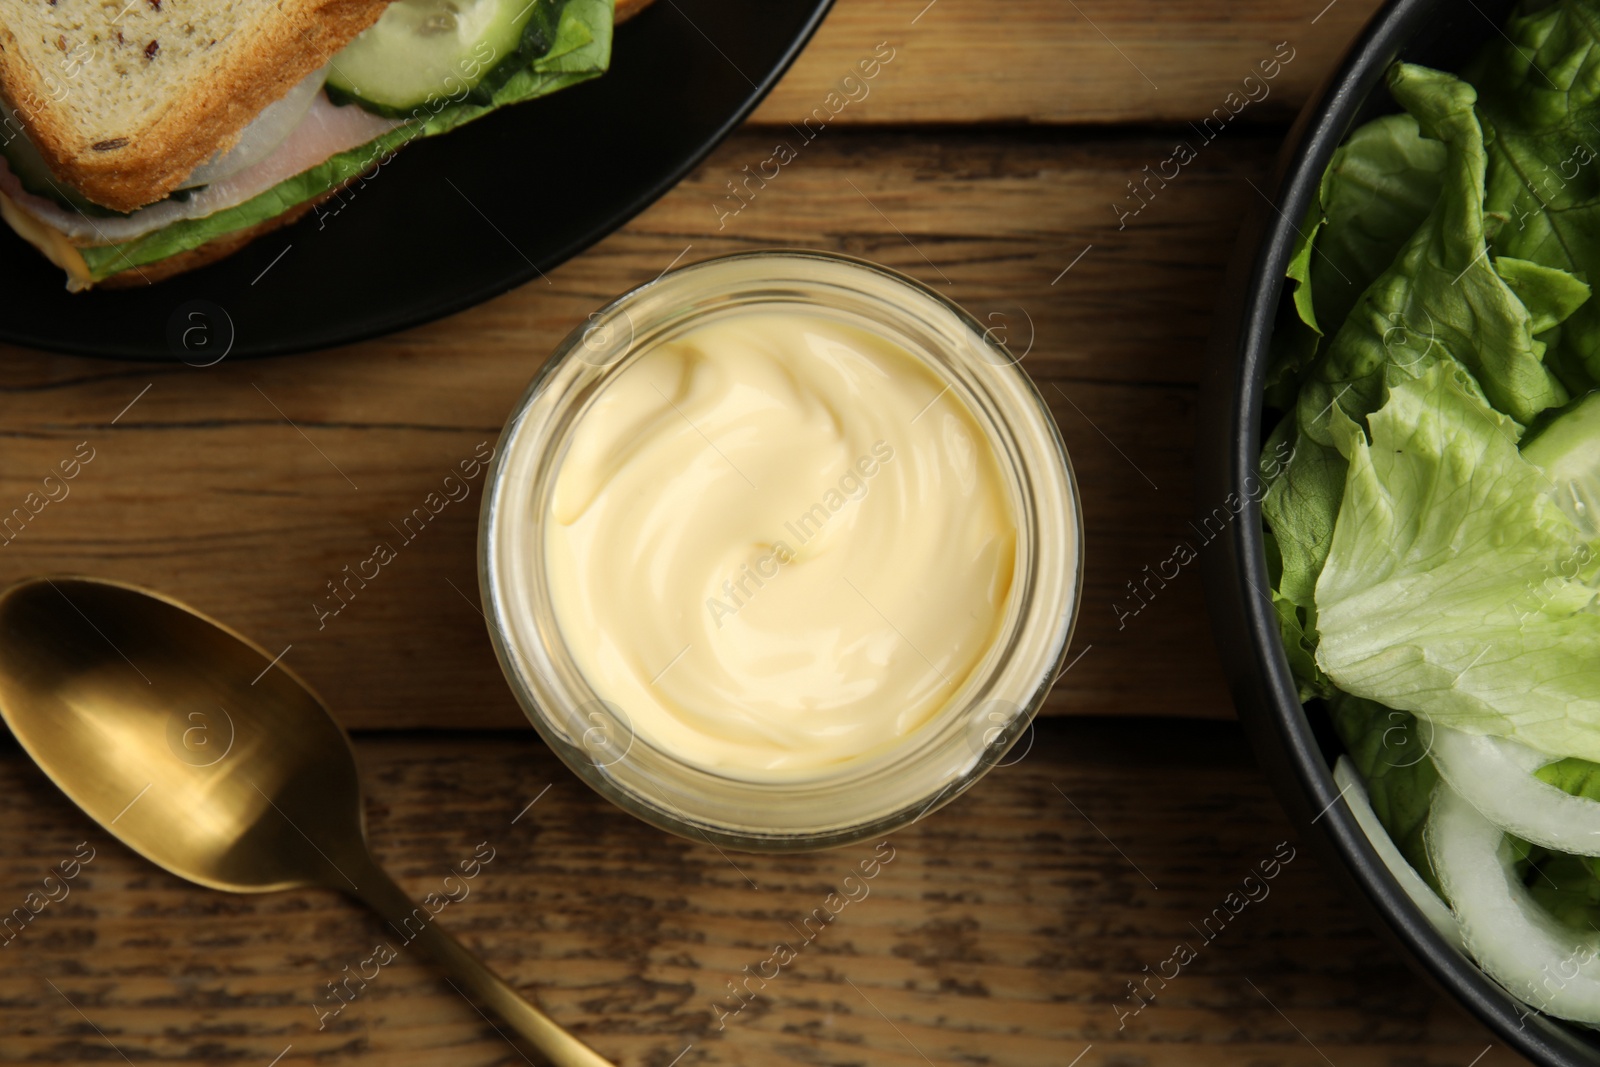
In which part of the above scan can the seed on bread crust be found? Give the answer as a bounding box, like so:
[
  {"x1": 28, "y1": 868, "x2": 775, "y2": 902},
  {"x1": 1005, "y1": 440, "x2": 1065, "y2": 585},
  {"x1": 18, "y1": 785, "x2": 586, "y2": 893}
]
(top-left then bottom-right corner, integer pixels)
[{"x1": 91, "y1": 138, "x2": 130, "y2": 152}]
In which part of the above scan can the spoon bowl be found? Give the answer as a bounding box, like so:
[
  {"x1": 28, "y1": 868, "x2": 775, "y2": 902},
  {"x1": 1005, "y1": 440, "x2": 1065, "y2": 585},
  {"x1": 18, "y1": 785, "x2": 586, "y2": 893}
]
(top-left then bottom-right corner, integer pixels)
[
  {"x1": 0, "y1": 577, "x2": 363, "y2": 894},
  {"x1": 0, "y1": 576, "x2": 611, "y2": 1067}
]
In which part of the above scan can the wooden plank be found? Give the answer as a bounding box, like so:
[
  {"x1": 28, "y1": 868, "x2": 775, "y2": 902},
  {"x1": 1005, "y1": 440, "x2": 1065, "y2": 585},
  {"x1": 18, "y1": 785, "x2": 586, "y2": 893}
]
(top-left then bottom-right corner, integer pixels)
[
  {"x1": 752, "y1": 0, "x2": 1386, "y2": 126},
  {"x1": 0, "y1": 127, "x2": 1272, "y2": 730},
  {"x1": 0, "y1": 721, "x2": 1517, "y2": 1065}
]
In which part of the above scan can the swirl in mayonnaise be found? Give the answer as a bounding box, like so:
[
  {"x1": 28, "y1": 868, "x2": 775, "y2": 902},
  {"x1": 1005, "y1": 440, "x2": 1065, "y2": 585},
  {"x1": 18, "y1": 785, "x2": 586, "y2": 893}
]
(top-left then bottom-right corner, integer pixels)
[{"x1": 543, "y1": 311, "x2": 1016, "y2": 777}]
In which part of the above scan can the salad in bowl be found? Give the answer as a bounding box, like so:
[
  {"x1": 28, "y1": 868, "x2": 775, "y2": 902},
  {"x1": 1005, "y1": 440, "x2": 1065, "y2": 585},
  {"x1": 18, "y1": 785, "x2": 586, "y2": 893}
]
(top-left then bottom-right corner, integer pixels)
[{"x1": 1264, "y1": 0, "x2": 1600, "y2": 1028}]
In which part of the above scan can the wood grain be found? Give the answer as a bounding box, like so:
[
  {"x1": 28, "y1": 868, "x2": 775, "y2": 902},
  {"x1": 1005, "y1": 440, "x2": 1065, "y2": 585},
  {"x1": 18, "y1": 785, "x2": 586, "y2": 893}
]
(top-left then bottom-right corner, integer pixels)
[
  {"x1": 0, "y1": 126, "x2": 1268, "y2": 730},
  {"x1": 0, "y1": 4, "x2": 1517, "y2": 1064},
  {"x1": 0, "y1": 720, "x2": 1520, "y2": 1066},
  {"x1": 753, "y1": 0, "x2": 1386, "y2": 126}
]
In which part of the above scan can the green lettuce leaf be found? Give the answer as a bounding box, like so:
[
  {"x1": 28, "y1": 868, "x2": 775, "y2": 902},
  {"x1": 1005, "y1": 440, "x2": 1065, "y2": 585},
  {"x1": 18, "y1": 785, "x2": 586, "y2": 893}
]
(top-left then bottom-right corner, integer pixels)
[
  {"x1": 1536, "y1": 755, "x2": 1600, "y2": 798},
  {"x1": 1261, "y1": 424, "x2": 1346, "y2": 608},
  {"x1": 1264, "y1": 527, "x2": 1328, "y2": 700},
  {"x1": 1288, "y1": 210, "x2": 1323, "y2": 337},
  {"x1": 1265, "y1": 111, "x2": 1447, "y2": 413},
  {"x1": 1271, "y1": 587, "x2": 1327, "y2": 700},
  {"x1": 1263, "y1": 63, "x2": 1579, "y2": 626},
  {"x1": 1263, "y1": 311, "x2": 1322, "y2": 414},
  {"x1": 80, "y1": 0, "x2": 612, "y2": 280},
  {"x1": 1502, "y1": 750, "x2": 1600, "y2": 930},
  {"x1": 1264, "y1": 67, "x2": 1476, "y2": 614},
  {"x1": 1514, "y1": 757, "x2": 1600, "y2": 929},
  {"x1": 1301, "y1": 63, "x2": 1568, "y2": 434},
  {"x1": 1312, "y1": 111, "x2": 1448, "y2": 333},
  {"x1": 1262, "y1": 210, "x2": 1324, "y2": 412},
  {"x1": 1495, "y1": 255, "x2": 1593, "y2": 334},
  {"x1": 1471, "y1": 0, "x2": 1600, "y2": 393},
  {"x1": 1329, "y1": 692, "x2": 1442, "y2": 890},
  {"x1": 1314, "y1": 359, "x2": 1600, "y2": 762},
  {"x1": 1521, "y1": 849, "x2": 1600, "y2": 930}
]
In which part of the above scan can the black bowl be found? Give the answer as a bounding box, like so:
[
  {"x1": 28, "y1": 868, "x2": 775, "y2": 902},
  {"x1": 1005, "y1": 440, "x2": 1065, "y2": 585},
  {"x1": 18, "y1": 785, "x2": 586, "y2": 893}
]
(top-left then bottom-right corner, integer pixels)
[{"x1": 1199, "y1": 0, "x2": 1600, "y2": 1061}]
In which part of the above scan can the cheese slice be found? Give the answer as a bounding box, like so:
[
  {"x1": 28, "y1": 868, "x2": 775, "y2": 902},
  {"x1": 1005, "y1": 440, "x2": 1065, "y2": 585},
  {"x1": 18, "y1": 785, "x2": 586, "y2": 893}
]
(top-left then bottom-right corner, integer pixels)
[{"x1": 0, "y1": 190, "x2": 92, "y2": 291}]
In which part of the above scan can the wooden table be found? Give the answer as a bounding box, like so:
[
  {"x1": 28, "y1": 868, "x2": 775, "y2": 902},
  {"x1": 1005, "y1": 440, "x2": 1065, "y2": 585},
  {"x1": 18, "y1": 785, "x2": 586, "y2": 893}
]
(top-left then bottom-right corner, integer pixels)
[{"x1": 0, "y1": 1, "x2": 1524, "y2": 1063}]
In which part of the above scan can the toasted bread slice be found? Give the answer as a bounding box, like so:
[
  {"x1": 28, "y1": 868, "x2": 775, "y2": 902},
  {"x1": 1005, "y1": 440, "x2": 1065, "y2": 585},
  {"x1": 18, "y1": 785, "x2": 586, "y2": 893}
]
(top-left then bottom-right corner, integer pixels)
[{"x1": 0, "y1": 0, "x2": 392, "y2": 213}]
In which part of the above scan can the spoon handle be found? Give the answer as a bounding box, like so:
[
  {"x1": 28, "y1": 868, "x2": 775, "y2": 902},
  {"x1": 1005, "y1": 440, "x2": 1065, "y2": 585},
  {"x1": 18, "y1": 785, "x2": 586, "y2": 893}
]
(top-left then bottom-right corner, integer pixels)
[{"x1": 346, "y1": 851, "x2": 614, "y2": 1067}]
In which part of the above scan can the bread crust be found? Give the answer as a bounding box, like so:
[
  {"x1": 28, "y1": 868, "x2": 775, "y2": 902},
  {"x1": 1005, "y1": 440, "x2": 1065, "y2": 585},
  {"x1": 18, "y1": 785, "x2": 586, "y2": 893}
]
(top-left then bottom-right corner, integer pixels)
[{"x1": 0, "y1": 0, "x2": 391, "y2": 213}]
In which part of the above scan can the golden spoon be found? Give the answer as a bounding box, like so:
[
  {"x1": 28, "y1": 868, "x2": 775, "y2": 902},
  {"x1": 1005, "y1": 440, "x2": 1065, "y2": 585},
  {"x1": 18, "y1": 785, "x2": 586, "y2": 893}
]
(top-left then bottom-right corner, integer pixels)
[{"x1": 0, "y1": 576, "x2": 611, "y2": 1067}]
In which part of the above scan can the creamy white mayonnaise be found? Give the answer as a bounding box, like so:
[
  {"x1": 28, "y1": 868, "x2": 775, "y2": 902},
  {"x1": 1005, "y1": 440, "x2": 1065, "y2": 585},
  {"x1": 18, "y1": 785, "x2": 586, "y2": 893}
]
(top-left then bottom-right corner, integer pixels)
[{"x1": 542, "y1": 311, "x2": 1016, "y2": 777}]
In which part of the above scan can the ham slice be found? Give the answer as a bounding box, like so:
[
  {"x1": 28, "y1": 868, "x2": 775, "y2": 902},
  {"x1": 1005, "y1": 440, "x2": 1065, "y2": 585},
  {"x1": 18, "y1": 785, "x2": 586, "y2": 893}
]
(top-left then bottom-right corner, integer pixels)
[{"x1": 0, "y1": 93, "x2": 401, "y2": 246}]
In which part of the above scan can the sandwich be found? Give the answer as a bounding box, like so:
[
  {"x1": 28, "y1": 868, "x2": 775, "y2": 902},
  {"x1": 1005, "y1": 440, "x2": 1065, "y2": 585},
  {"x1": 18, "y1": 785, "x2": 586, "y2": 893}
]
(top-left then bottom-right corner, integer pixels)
[{"x1": 0, "y1": 0, "x2": 641, "y2": 291}]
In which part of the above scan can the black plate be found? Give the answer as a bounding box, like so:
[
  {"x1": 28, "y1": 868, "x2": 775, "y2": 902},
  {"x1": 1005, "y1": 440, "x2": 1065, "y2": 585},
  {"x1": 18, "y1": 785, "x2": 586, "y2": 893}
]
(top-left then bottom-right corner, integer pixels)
[
  {"x1": 1199, "y1": 0, "x2": 1600, "y2": 1063},
  {"x1": 0, "y1": 0, "x2": 833, "y2": 360}
]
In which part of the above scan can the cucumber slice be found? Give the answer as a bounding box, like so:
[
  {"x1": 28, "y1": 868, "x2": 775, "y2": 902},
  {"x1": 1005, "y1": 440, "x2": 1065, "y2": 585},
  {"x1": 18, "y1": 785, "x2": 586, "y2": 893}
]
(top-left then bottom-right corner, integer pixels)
[
  {"x1": 327, "y1": 0, "x2": 555, "y2": 116},
  {"x1": 1524, "y1": 391, "x2": 1600, "y2": 534}
]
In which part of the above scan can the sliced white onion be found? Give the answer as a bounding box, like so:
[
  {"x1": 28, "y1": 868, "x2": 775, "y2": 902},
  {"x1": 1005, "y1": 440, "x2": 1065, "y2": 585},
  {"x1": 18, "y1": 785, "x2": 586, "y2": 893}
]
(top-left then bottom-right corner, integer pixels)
[
  {"x1": 1429, "y1": 725, "x2": 1600, "y2": 856},
  {"x1": 1428, "y1": 783, "x2": 1600, "y2": 1023},
  {"x1": 180, "y1": 67, "x2": 327, "y2": 188},
  {"x1": 1333, "y1": 758, "x2": 1462, "y2": 949}
]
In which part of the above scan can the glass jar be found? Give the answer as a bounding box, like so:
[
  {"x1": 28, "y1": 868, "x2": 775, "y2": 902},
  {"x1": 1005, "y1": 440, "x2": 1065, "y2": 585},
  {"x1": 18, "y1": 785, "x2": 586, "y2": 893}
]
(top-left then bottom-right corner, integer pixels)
[{"x1": 479, "y1": 250, "x2": 1082, "y2": 851}]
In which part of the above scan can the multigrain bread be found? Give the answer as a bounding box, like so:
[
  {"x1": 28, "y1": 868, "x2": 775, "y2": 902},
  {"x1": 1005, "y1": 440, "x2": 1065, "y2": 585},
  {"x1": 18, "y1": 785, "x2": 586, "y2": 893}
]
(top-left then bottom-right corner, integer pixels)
[{"x1": 0, "y1": 0, "x2": 392, "y2": 213}]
